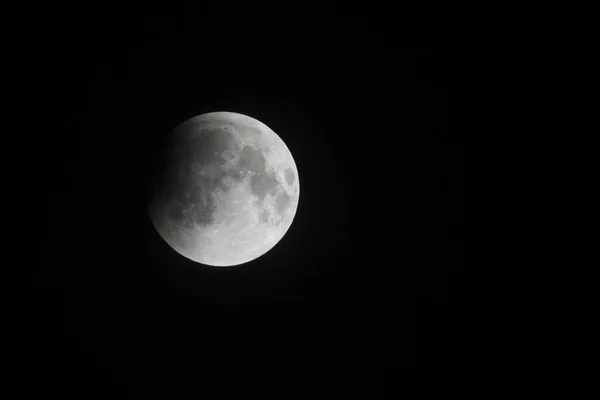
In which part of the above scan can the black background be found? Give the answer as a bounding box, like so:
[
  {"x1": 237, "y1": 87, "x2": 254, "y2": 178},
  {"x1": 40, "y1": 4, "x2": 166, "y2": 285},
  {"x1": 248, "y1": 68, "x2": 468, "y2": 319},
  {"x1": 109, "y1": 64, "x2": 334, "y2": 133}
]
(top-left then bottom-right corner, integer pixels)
[{"x1": 31, "y1": 14, "x2": 462, "y2": 398}]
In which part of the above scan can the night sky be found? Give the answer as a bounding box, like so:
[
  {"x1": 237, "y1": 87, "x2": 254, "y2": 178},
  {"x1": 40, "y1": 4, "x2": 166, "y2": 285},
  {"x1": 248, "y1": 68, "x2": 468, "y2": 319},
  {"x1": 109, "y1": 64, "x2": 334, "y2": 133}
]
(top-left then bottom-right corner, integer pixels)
[{"x1": 32, "y1": 15, "x2": 462, "y2": 398}]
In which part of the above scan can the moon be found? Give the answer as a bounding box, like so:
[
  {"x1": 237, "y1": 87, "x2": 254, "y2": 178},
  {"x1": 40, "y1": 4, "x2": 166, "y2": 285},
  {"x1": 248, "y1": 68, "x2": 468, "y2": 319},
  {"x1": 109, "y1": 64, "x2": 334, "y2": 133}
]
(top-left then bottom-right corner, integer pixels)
[{"x1": 148, "y1": 112, "x2": 300, "y2": 267}]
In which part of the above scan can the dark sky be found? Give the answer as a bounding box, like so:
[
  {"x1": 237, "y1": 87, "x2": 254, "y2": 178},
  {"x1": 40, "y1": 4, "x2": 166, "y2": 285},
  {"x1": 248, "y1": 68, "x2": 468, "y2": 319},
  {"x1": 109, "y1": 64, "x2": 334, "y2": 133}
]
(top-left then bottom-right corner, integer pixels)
[{"x1": 31, "y1": 15, "x2": 461, "y2": 398}]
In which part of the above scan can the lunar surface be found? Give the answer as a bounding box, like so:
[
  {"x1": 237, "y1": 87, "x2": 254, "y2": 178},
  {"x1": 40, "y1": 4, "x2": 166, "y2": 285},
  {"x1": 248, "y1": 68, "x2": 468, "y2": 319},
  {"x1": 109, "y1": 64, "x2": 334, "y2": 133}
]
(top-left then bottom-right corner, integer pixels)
[{"x1": 148, "y1": 112, "x2": 300, "y2": 267}]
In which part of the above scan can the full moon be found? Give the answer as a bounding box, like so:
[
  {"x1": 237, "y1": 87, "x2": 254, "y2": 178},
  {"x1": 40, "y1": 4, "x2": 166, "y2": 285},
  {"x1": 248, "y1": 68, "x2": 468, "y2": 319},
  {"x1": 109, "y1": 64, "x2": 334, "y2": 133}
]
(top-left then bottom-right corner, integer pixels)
[{"x1": 148, "y1": 112, "x2": 300, "y2": 267}]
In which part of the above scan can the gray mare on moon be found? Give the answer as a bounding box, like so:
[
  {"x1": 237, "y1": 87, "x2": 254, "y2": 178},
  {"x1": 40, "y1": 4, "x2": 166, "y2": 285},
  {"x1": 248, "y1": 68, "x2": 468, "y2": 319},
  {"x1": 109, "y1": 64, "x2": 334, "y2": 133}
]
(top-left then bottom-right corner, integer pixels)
[{"x1": 148, "y1": 112, "x2": 300, "y2": 267}]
